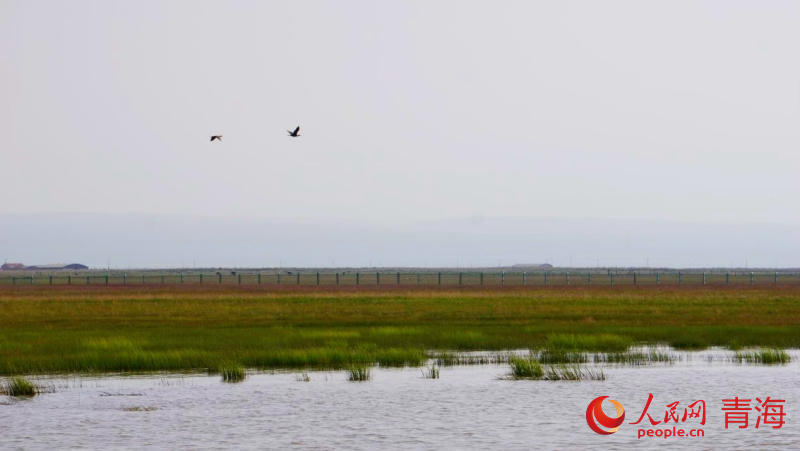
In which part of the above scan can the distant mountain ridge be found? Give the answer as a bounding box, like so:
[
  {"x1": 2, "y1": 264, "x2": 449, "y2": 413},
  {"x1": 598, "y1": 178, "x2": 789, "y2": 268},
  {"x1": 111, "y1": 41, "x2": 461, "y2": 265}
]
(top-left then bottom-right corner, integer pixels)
[{"x1": 1, "y1": 213, "x2": 797, "y2": 268}]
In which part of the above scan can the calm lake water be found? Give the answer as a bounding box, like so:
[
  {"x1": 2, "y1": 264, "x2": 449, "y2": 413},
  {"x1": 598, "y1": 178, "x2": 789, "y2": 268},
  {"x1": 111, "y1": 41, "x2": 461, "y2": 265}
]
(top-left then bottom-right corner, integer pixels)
[{"x1": 1, "y1": 349, "x2": 798, "y2": 450}]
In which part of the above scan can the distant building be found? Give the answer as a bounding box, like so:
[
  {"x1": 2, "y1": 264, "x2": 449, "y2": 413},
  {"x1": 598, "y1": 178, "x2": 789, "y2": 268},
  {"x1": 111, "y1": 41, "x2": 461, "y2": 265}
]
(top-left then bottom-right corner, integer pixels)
[
  {"x1": 22, "y1": 263, "x2": 89, "y2": 270},
  {"x1": 1, "y1": 263, "x2": 25, "y2": 271}
]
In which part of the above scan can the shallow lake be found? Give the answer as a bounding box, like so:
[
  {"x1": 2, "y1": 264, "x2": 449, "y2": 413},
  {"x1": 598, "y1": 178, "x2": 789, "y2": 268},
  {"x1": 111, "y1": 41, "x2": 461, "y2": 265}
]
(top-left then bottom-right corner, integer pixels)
[{"x1": 1, "y1": 349, "x2": 798, "y2": 450}]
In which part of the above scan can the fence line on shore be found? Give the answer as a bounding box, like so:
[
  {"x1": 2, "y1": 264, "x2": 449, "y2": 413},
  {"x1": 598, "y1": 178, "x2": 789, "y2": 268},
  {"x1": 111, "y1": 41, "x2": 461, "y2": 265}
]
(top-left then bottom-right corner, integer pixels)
[{"x1": 1, "y1": 270, "x2": 799, "y2": 287}]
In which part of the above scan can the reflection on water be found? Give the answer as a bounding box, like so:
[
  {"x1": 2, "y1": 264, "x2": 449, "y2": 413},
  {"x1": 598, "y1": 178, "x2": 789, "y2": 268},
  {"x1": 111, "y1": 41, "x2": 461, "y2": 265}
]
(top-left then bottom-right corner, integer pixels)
[{"x1": 1, "y1": 349, "x2": 798, "y2": 450}]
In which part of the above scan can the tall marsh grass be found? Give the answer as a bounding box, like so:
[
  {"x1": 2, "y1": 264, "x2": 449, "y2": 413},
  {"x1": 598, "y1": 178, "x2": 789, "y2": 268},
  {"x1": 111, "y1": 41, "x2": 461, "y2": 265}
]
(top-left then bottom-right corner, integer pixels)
[
  {"x1": 508, "y1": 356, "x2": 604, "y2": 381},
  {"x1": 733, "y1": 348, "x2": 791, "y2": 364},
  {"x1": 1, "y1": 376, "x2": 55, "y2": 397},
  {"x1": 4, "y1": 377, "x2": 36, "y2": 396},
  {"x1": 509, "y1": 356, "x2": 543, "y2": 379},
  {"x1": 216, "y1": 363, "x2": 246, "y2": 383},
  {"x1": 432, "y1": 351, "x2": 511, "y2": 366},
  {"x1": 533, "y1": 349, "x2": 677, "y2": 365},
  {"x1": 346, "y1": 366, "x2": 371, "y2": 381},
  {"x1": 598, "y1": 351, "x2": 676, "y2": 364}
]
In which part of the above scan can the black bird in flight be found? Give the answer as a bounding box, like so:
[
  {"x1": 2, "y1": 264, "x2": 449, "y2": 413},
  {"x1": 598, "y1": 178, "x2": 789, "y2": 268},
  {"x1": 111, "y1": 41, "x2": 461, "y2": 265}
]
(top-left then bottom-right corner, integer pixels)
[
  {"x1": 287, "y1": 126, "x2": 300, "y2": 137},
  {"x1": 210, "y1": 135, "x2": 223, "y2": 142}
]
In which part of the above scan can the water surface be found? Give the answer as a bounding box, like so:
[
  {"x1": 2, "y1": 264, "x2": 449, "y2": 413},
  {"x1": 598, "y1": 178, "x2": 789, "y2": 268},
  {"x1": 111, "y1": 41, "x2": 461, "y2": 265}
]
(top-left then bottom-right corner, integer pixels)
[{"x1": 1, "y1": 349, "x2": 798, "y2": 450}]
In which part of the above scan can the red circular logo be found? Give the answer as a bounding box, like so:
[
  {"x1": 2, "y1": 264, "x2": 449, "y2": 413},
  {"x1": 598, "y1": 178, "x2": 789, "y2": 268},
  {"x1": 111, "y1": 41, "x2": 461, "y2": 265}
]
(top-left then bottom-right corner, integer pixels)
[{"x1": 586, "y1": 396, "x2": 626, "y2": 435}]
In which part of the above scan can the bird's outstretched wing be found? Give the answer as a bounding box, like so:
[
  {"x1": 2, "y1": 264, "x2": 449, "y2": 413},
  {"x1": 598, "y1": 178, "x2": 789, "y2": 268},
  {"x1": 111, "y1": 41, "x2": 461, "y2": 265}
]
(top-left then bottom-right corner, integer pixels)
[{"x1": 293, "y1": 126, "x2": 300, "y2": 135}]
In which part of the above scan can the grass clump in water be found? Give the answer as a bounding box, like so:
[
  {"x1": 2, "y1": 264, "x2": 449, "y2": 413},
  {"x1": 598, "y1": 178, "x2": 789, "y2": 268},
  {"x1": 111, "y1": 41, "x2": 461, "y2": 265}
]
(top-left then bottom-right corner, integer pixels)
[
  {"x1": 295, "y1": 372, "x2": 310, "y2": 382},
  {"x1": 507, "y1": 356, "x2": 604, "y2": 381},
  {"x1": 421, "y1": 366, "x2": 440, "y2": 379},
  {"x1": 4, "y1": 377, "x2": 37, "y2": 397},
  {"x1": 346, "y1": 366, "x2": 371, "y2": 382},
  {"x1": 733, "y1": 348, "x2": 790, "y2": 365},
  {"x1": 218, "y1": 363, "x2": 246, "y2": 383},
  {"x1": 509, "y1": 356, "x2": 544, "y2": 379}
]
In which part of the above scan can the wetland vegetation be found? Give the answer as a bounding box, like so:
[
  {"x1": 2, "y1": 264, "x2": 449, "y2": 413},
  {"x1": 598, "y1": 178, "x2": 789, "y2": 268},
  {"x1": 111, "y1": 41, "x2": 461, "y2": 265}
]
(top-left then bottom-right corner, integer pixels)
[
  {"x1": 506, "y1": 356, "x2": 605, "y2": 381},
  {"x1": 346, "y1": 366, "x2": 371, "y2": 382},
  {"x1": 0, "y1": 376, "x2": 56, "y2": 396},
  {"x1": 2, "y1": 376, "x2": 37, "y2": 397},
  {"x1": 216, "y1": 363, "x2": 247, "y2": 383},
  {"x1": 0, "y1": 285, "x2": 798, "y2": 375}
]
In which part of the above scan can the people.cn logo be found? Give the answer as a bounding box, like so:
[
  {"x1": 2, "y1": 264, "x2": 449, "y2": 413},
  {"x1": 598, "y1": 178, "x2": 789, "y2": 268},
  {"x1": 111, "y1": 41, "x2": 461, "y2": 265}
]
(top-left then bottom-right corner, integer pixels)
[{"x1": 586, "y1": 396, "x2": 626, "y2": 435}]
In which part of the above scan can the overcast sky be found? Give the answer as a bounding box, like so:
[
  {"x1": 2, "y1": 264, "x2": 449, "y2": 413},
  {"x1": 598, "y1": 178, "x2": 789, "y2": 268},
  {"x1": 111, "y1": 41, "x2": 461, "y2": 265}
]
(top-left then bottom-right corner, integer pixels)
[{"x1": 2, "y1": 2, "x2": 799, "y2": 230}]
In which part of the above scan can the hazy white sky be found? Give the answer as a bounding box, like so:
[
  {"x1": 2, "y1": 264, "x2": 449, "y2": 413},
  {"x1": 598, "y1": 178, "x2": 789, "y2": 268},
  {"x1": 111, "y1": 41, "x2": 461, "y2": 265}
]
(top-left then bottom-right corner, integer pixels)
[{"x1": 2, "y1": 1, "x2": 799, "y2": 225}]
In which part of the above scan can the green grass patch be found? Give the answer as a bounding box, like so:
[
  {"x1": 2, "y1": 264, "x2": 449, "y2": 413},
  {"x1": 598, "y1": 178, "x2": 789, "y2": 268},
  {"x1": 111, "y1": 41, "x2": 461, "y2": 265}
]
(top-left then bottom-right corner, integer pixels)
[
  {"x1": 1, "y1": 285, "x2": 799, "y2": 374},
  {"x1": 733, "y1": 348, "x2": 791, "y2": 364},
  {"x1": 507, "y1": 357, "x2": 604, "y2": 381},
  {"x1": 535, "y1": 351, "x2": 588, "y2": 364},
  {"x1": 346, "y1": 366, "x2": 371, "y2": 381},
  {"x1": 217, "y1": 363, "x2": 246, "y2": 383},
  {"x1": 1, "y1": 376, "x2": 55, "y2": 396},
  {"x1": 4, "y1": 376, "x2": 36, "y2": 396},
  {"x1": 509, "y1": 356, "x2": 544, "y2": 379}
]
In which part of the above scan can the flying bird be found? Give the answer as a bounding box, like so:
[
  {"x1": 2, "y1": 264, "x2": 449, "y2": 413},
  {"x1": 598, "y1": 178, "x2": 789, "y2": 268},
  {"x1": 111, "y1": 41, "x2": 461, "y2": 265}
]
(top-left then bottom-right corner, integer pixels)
[
  {"x1": 287, "y1": 126, "x2": 300, "y2": 137},
  {"x1": 210, "y1": 135, "x2": 223, "y2": 141}
]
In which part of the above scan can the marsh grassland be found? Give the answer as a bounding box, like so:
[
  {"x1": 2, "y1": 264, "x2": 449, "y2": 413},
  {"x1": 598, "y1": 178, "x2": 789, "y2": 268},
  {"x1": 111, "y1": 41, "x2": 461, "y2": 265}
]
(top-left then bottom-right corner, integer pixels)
[{"x1": 0, "y1": 285, "x2": 798, "y2": 375}]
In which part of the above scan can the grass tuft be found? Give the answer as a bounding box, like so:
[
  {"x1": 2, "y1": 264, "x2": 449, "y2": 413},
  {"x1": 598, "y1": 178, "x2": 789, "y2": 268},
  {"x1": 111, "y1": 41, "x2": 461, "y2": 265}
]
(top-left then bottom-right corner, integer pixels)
[
  {"x1": 295, "y1": 372, "x2": 310, "y2": 382},
  {"x1": 509, "y1": 356, "x2": 544, "y2": 379},
  {"x1": 733, "y1": 348, "x2": 791, "y2": 365},
  {"x1": 508, "y1": 356, "x2": 604, "y2": 381},
  {"x1": 218, "y1": 363, "x2": 246, "y2": 383},
  {"x1": 4, "y1": 377, "x2": 37, "y2": 397},
  {"x1": 346, "y1": 366, "x2": 371, "y2": 382}
]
